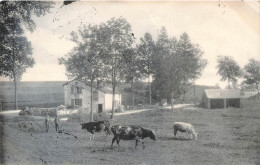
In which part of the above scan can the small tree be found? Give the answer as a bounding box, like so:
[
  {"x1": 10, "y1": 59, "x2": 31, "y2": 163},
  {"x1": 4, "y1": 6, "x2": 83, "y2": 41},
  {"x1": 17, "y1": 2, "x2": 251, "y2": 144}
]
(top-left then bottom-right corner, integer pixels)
[
  {"x1": 0, "y1": 1, "x2": 53, "y2": 109},
  {"x1": 243, "y1": 58, "x2": 260, "y2": 99},
  {"x1": 59, "y1": 24, "x2": 104, "y2": 121},
  {"x1": 216, "y1": 56, "x2": 241, "y2": 88},
  {"x1": 99, "y1": 17, "x2": 133, "y2": 118},
  {"x1": 123, "y1": 48, "x2": 141, "y2": 108},
  {"x1": 137, "y1": 32, "x2": 156, "y2": 107}
]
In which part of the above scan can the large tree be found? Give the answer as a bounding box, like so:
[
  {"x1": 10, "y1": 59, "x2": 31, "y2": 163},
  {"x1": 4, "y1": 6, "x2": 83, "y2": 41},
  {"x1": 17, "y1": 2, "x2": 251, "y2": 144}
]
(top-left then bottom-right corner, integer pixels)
[
  {"x1": 59, "y1": 24, "x2": 104, "y2": 121},
  {"x1": 123, "y1": 48, "x2": 141, "y2": 108},
  {"x1": 153, "y1": 30, "x2": 207, "y2": 110},
  {"x1": 99, "y1": 17, "x2": 133, "y2": 119},
  {"x1": 137, "y1": 32, "x2": 156, "y2": 107},
  {"x1": 216, "y1": 56, "x2": 241, "y2": 89},
  {"x1": 0, "y1": 1, "x2": 53, "y2": 109},
  {"x1": 243, "y1": 58, "x2": 260, "y2": 99}
]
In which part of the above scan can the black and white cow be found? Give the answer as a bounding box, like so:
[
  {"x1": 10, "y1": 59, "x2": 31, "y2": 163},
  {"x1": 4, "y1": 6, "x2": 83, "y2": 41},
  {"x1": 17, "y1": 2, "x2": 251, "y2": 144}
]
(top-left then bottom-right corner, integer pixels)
[
  {"x1": 80, "y1": 120, "x2": 111, "y2": 140},
  {"x1": 111, "y1": 125, "x2": 156, "y2": 148}
]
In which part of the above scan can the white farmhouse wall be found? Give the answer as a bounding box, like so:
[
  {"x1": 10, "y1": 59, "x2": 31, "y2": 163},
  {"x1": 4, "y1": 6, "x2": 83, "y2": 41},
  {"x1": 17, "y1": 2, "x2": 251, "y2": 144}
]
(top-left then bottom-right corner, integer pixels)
[
  {"x1": 104, "y1": 93, "x2": 121, "y2": 111},
  {"x1": 64, "y1": 80, "x2": 121, "y2": 113}
]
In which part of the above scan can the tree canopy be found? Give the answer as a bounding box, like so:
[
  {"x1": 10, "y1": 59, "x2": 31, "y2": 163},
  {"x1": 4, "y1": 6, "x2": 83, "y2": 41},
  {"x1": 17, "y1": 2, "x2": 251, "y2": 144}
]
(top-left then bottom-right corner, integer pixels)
[{"x1": 216, "y1": 56, "x2": 241, "y2": 88}]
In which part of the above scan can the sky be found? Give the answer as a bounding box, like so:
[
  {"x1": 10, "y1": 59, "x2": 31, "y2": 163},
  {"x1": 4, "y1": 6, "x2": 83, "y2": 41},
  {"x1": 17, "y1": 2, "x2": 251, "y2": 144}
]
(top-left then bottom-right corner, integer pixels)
[{"x1": 1, "y1": 1, "x2": 260, "y2": 88}]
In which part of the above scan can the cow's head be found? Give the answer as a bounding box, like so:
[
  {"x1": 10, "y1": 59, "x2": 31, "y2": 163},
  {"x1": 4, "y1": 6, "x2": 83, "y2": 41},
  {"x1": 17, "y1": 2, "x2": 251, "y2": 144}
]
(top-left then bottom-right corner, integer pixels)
[{"x1": 149, "y1": 129, "x2": 156, "y2": 141}]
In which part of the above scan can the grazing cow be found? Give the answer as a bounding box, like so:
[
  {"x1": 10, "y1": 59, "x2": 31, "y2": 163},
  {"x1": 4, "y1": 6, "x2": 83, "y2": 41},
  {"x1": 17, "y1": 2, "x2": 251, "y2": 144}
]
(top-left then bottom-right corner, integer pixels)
[
  {"x1": 111, "y1": 125, "x2": 156, "y2": 149},
  {"x1": 80, "y1": 120, "x2": 111, "y2": 140},
  {"x1": 173, "y1": 122, "x2": 197, "y2": 140}
]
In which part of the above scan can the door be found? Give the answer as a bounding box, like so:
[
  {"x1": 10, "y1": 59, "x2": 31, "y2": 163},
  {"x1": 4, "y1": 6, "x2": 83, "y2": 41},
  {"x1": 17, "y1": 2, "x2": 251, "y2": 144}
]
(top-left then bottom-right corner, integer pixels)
[{"x1": 98, "y1": 104, "x2": 103, "y2": 113}]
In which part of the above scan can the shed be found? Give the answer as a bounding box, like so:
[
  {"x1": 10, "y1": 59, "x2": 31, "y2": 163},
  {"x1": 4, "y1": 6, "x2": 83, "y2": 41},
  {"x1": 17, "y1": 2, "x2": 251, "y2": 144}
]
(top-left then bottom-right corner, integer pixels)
[
  {"x1": 201, "y1": 89, "x2": 241, "y2": 109},
  {"x1": 63, "y1": 80, "x2": 121, "y2": 113}
]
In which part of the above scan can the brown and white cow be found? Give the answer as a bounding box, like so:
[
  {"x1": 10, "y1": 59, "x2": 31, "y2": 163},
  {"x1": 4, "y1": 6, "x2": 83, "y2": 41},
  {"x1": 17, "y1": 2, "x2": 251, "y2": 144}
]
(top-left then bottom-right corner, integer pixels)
[
  {"x1": 110, "y1": 125, "x2": 156, "y2": 149},
  {"x1": 81, "y1": 120, "x2": 111, "y2": 140}
]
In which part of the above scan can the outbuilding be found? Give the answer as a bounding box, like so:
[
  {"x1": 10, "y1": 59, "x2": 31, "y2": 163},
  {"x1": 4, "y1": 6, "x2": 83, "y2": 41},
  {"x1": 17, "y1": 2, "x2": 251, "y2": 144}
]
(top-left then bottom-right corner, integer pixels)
[
  {"x1": 63, "y1": 80, "x2": 121, "y2": 113},
  {"x1": 201, "y1": 89, "x2": 241, "y2": 109}
]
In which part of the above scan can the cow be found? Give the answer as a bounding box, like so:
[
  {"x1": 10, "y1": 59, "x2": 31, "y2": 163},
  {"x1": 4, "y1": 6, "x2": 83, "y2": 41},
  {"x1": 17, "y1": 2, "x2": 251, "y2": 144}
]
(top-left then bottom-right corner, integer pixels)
[
  {"x1": 110, "y1": 125, "x2": 156, "y2": 149},
  {"x1": 173, "y1": 122, "x2": 197, "y2": 140},
  {"x1": 80, "y1": 120, "x2": 111, "y2": 140}
]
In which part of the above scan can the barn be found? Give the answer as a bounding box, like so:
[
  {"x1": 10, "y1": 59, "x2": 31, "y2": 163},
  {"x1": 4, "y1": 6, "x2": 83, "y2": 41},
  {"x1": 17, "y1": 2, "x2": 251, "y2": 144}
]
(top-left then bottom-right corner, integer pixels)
[
  {"x1": 63, "y1": 80, "x2": 121, "y2": 113},
  {"x1": 201, "y1": 89, "x2": 241, "y2": 109}
]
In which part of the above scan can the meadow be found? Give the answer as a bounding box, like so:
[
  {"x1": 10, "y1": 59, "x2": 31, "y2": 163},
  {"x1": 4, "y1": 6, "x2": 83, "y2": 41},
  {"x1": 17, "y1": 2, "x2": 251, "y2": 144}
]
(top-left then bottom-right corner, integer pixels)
[{"x1": 1, "y1": 100, "x2": 259, "y2": 165}]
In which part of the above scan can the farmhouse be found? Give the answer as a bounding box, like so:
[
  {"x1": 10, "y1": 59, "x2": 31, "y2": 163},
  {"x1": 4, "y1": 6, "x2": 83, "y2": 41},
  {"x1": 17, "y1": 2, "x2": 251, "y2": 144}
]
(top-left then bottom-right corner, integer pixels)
[
  {"x1": 201, "y1": 89, "x2": 241, "y2": 109},
  {"x1": 63, "y1": 80, "x2": 121, "y2": 113}
]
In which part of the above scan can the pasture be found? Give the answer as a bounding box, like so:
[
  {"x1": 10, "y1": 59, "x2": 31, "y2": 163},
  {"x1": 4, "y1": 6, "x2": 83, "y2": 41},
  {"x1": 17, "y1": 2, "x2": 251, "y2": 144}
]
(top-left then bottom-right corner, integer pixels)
[{"x1": 1, "y1": 100, "x2": 260, "y2": 165}]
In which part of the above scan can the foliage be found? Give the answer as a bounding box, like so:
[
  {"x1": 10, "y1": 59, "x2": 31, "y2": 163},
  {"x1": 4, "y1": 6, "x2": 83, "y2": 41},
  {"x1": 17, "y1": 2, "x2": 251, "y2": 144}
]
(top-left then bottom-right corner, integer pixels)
[
  {"x1": 0, "y1": 1, "x2": 54, "y2": 109},
  {"x1": 243, "y1": 58, "x2": 260, "y2": 99},
  {"x1": 152, "y1": 29, "x2": 207, "y2": 105},
  {"x1": 216, "y1": 56, "x2": 242, "y2": 88},
  {"x1": 137, "y1": 32, "x2": 156, "y2": 106},
  {"x1": 97, "y1": 17, "x2": 134, "y2": 118},
  {"x1": 59, "y1": 24, "x2": 106, "y2": 121}
]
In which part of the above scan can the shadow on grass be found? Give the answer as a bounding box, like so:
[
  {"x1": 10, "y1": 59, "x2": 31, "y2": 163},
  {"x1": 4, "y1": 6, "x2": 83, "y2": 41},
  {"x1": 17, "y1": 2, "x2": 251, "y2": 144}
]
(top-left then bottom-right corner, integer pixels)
[{"x1": 159, "y1": 136, "x2": 192, "y2": 141}]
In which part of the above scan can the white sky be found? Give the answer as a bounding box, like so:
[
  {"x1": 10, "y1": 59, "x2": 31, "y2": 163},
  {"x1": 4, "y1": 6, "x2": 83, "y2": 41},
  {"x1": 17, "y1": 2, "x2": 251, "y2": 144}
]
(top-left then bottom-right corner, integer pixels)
[{"x1": 1, "y1": 1, "x2": 260, "y2": 88}]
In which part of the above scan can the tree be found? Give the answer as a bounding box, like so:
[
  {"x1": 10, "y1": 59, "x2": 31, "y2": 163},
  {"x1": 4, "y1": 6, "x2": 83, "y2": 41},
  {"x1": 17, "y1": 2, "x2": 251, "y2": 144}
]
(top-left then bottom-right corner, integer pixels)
[
  {"x1": 216, "y1": 56, "x2": 241, "y2": 89},
  {"x1": 99, "y1": 17, "x2": 133, "y2": 119},
  {"x1": 153, "y1": 31, "x2": 207, "y2": 110},
  {"x1": 59, "y1": 24, "x2": 104, "y2": 121},
  {"x1": 0, "y1": 1, "x2": 54, "y2": 109},
  {"x1": 123, "y1": 48, "x2": 141, "y2": 108},
  {"x1": 137, "y1": 32, "x2": 156, "y2": 107},
  {"x1": 243, "y1": 58, "x2": 260, "y2": 99}
]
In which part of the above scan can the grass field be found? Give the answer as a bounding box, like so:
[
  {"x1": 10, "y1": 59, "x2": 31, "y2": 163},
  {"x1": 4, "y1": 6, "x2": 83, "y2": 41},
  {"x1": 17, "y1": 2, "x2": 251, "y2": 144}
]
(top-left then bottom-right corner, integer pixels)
[{"x1": 1, "y1": 100, "x2": 259, "y2": 165}]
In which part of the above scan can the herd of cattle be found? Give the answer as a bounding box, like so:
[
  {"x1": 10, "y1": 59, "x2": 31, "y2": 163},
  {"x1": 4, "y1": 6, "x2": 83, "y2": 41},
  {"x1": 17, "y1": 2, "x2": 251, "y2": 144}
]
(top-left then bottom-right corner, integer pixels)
[{"x1": 80, "y1": 120, "x2": 197, "y2": 148}]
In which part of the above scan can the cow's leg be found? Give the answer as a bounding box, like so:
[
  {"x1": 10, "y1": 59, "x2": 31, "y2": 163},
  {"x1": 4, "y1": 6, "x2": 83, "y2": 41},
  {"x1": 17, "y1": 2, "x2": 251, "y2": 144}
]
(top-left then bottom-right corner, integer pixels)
[
  {"x1": 135, "y1": 140, "x2": 138, "y2": 148},
  {"x1": 89, "y1": 133, "x2": 93, "y2": 141},
  {"x1": 190, "y1": 134, "x2": 192, "y2": 140},
  {"x1": 116, "y1": 137, "x2": 120, "y2": 146},
  {"x1": 111, "y1": 136, "x2": 117, "y2": 148},
  {"x1": 174, "y1": 128, "x2": 178, "y2": 137},
  {"x1": 135, "y1": 139, "x2": 143, "y2": 149}
]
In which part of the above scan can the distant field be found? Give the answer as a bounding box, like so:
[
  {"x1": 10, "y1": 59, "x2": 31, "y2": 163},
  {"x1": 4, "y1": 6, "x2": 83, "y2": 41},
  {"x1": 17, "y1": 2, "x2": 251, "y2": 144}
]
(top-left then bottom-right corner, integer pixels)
[
  {"x1": 0, "y1": 81, "x2": 66, "y2": 110},
  {"x1": 1, "y1": 100, "x2": 259, "y2": 164},
  {"x1": 0, "y1": 81, "x2": 217, "y2": 110}
]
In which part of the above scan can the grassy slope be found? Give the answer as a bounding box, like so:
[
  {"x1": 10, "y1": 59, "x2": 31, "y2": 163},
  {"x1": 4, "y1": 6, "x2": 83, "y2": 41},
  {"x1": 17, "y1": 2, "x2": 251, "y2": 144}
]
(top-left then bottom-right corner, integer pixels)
[
  {"x1": 2, "y1": 100, "x2": 259, "y2": 165},
  {"x1": 0, "y1": 81, "x2": 65, "y2": 110}
]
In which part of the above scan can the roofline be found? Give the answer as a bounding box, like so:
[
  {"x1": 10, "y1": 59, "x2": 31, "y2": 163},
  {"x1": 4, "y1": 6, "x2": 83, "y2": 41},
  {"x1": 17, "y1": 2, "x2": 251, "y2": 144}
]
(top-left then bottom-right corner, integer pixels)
[{"x1": 63, "y1": 79, "x2": 120, "y2": 94}]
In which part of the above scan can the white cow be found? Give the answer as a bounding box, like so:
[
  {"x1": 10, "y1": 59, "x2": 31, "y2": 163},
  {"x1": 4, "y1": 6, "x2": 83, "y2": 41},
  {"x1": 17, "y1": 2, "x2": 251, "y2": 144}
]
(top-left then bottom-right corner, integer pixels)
[{"x1": 173, "y1": 122, "x2": 197, "y2": 140}]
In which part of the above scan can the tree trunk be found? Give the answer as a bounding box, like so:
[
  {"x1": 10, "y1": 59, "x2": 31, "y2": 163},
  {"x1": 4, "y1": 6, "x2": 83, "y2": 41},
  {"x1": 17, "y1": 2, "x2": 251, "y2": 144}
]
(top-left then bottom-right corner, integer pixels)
[
  {"x1": 256, "y1": 83, "x2": 259, "y2": 100},
  {"x1": 13, "y1": 72, "x2": 18, "y2": 110},
  {"x1": 228, "y1": 78, "x2": 231, "y2": 89},
  {"x1": 131, "y1": 78, "x2": 135, "y2": 109},
  {"x1": 183, "y1": 91, "x2": 186, "y2": 103},
  {"x1": 148, "y1": 74, "x2": 151, "y2": 108},
  {"x1": 90, "y1": 79, "x2": 94, "y2": 122},
  {"x1": 193, "y1": 81, "x2": 196, "y2": 105},
  {"x1": 111, "y1": 84, "x2": 116, "y2": 119},
  {"x1": 171, "y1": 87, "x2": 174, "y2": 111}
]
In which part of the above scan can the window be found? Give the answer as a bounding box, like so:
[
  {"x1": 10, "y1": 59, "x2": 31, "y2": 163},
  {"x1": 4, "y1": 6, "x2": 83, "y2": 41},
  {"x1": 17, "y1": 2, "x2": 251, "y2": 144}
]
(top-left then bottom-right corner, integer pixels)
[
  {"x1": 76, "y1": 87, "x2": 82, "y2": 94},
  {"x1": 71, "y1": 87, "x2": 74, "y2": 94},
  {"x1": 75, "y1": 99, "x2": 82, "y2": 106}
]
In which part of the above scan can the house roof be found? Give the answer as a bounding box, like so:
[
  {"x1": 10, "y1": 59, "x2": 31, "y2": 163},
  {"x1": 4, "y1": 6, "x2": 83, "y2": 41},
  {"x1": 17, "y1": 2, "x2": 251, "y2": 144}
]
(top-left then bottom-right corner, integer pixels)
[
  {"x1": 204, "y1": 89, "x2": 242, "y2": 99},
  {"x1": 97, "y1": 86, "x2": 120, "y2": 94},
  {"x1": 63, "y1": 79, "x2": 120, "y2": 94},
  {"x1": 62, "y1": 79, "x2": 86, "y2": 86},
  {"x1": 241, "y1": 91, "x2": 258, "y2": 98}
]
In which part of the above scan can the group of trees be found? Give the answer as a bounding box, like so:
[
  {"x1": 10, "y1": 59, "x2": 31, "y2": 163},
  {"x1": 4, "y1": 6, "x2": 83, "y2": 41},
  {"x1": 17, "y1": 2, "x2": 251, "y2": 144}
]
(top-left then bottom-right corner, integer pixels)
[
  {"x1": 0, "y1": 1, "x2": 54, "y2": 109},
  {"x1": 60, "y1": 17, "x2": 208, "y2": 119},
  {"x1": 216, "y1": 56, "x2": 260, "y2": 99}
]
